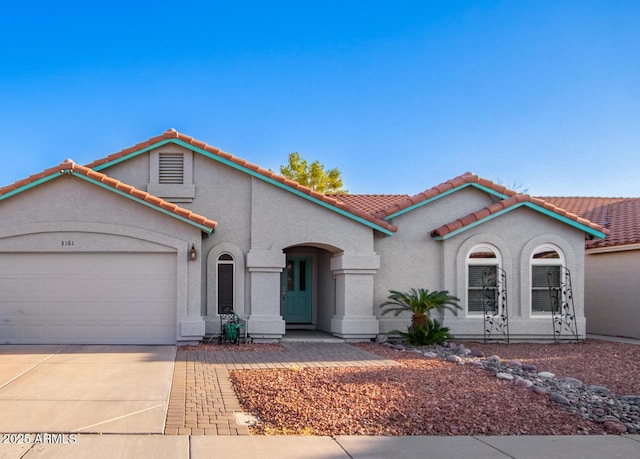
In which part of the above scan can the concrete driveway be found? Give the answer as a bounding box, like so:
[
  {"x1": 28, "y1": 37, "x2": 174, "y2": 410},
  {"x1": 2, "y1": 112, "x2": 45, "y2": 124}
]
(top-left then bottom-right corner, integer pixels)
[{"x1": 0, "y1": 345, "x2": 175, "y2": 434}]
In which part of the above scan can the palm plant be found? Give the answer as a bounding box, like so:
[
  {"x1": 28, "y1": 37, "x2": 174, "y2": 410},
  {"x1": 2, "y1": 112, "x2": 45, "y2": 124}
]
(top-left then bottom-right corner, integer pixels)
[{"x1": 380, "y1": 288, "x2": 461, "y2": 330}]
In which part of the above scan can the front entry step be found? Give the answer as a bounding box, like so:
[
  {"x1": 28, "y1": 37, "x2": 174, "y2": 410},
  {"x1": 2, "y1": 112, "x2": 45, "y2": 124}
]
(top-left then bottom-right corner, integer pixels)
[{"x1": 281, "y1": 330, "x2": 344, "y2": 343}]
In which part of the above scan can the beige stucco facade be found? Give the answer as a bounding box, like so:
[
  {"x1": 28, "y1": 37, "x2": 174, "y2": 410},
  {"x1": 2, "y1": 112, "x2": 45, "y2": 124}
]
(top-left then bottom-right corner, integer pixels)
[
  {"x1": 374, "y1": 187, "x2": 588, "y2": 341},
  {"x1": 585, "y1": 248, "x2": 640, "y2": 339},
  {"x1": 0, "y1": 132, "x2": 605, "y2": 344}
]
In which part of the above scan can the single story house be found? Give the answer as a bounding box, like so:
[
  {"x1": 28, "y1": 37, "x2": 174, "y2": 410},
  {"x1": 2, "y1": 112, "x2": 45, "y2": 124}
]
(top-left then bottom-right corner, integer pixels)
[
  {"x1": 0, "y1": 129, "x2": 607, "y2": 344},
  {"x1": 542, "y1": 197, "x2": 640, "y2": 340}
]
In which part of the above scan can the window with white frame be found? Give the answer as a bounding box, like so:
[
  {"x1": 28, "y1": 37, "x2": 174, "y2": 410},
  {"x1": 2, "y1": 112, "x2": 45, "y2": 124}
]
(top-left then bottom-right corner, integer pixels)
[
  {"x1": 531, "y1": 245, "x2": 564, "y2": 314},
  {"x1": 467, "y1": 244, "x2": 501, "y2": 315},
  {"x1": 217, "y1": 253, "x2": 235, "y2": 314}
]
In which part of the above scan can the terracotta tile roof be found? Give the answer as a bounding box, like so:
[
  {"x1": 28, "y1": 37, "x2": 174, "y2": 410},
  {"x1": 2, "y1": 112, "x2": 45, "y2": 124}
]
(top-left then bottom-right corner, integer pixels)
[
  {"x1": 373, "y1": 172, "x2": 518, "y2": 219},
  {"x1": 329, "y1": 194, "x2": 410, "y2": 215},
  {"x1": 0, "y1": 160, "x2": 218, "y2": 232},
  {"x1": 86, "y1": 129, "x2": 397, "y2": 234},
  {"x1": 430, "y1": 194, "x2": 608, "y2": 240},
  {"x1": 542, "y1": 197, "x2": 640, "y2": 249}
]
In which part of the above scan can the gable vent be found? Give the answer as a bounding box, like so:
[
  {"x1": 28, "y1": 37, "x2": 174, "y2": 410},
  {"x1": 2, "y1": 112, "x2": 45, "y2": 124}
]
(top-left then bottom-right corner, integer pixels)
[{"x1": 159, "y1": 153, "x2": 184, "y2": 184}]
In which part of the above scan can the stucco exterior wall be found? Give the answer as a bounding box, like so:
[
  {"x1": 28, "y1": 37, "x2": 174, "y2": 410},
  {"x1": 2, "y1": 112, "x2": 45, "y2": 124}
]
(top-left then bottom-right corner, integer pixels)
[
  {"x1": 0, "y1": 176, "x2": 206, "y2": 342},
  {"x1": 96, "y1": 150, "x2": 151, "y2": 189},
  {"x1": 374, "y1": 187, "x2": 588, "y2": 341},
  {"x1": 373, "y1": 188, "x2": 502, "y2": 332},
  {"x1": 585, "y1": 249, "x2": 640, "y2": 339},
  {"x1": 99, "y1": 148, "x2": 381, "y2": 339},
  {"x1": 441, "y1": 207, "x2": 586, "y2": 340},
  {"x1": 316, "y1": 250, "x2": 336, "y2": 332},
  {"x1": 250, "y1": 179, "x2": 375, "y2": 253}
]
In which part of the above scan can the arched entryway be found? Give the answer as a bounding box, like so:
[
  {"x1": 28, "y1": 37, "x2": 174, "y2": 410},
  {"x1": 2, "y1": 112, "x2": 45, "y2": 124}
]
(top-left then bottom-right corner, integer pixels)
[{"x1": 282, "y1": 243, "x2": 341, "y2": 333}]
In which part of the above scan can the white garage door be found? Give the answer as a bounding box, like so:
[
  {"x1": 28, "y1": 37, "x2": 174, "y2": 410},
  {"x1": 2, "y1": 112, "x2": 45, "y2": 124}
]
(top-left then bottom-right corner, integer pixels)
[{"x1": 0, "y1": 252, "x2": 177, "y2": 344}]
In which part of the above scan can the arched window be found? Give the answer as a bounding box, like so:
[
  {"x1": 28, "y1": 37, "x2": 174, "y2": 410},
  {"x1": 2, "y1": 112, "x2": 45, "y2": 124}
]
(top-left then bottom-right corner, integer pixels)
[
  {"x1": 217, "y1": 253, "x2": 234, "y2": 314},
  {"x1": 531, "y1": 245, "x2": 564, "y2": 314},
  {"x1": 467, "y1": 245, "x2": 501, "y2": 315}
]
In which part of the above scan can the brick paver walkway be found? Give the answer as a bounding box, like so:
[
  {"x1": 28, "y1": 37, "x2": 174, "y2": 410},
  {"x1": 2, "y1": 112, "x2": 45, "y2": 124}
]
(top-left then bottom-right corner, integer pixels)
[{"x1": 164, "y1": 342, "x2": 399, "y2": 435}]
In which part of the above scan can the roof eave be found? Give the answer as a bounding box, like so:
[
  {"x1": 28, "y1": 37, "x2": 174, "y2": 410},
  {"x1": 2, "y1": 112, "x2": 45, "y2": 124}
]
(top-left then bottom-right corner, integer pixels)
[
  {"x1": 91, "y1": 137, "x2": 396, "y2": 236},
  {"x1": 384, "y1": 183, "x2": 509, "y2": 221},
  {"x1": 432, "y1": 202, "x2": 607, "y2": 241}
]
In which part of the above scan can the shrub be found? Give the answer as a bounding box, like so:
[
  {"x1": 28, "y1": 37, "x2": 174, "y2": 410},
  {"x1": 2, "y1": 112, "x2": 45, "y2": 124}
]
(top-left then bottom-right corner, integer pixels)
[{"x1": 393, "y1": 319, "x2": 453, "y2": 346}]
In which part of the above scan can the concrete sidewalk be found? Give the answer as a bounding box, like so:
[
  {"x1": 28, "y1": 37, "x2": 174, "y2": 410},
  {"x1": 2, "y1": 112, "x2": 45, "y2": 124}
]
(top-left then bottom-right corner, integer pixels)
[{"x1": 2, "y1": 434, "x2": 639, "y2": 458}]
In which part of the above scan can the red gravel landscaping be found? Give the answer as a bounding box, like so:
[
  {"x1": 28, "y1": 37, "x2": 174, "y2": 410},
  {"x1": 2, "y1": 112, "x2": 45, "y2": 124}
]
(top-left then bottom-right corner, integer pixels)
[{"x1": 230, "y1": 340, "x2": 640, "y2": 436}]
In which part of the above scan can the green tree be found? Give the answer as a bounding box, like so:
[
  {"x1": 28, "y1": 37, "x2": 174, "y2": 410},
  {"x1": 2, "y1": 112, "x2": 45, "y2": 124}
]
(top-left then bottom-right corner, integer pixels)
[{"x1": 280, "y1": 152, "x2": 347, "y2": 194}]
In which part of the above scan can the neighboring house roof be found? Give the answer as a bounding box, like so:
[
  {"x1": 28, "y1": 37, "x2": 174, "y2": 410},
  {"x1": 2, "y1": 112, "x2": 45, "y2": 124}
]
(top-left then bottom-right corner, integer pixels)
[
  {"x1": 430, "y1": 194, "x2": 608, "y2": 240},
  {"x1": 0, "y1": 160, "x2": 218, "y2": 234},
  {"x1": 85, "y1": 129, "x2": 397, "y2": 235},
  {"x1": 330, "y1": 194, "x2": 410, "y2": 215},
  {"x1": 542, "y1": 197, "x2": 640, "y2": 250}
]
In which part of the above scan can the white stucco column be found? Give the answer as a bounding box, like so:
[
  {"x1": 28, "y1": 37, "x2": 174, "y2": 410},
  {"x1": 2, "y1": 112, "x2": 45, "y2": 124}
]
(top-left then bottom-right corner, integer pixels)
[
  {"x1": 246, "y1": 249, "x2": 286, "y2": 342},
  {"x1": 179, "y1": 240, "x2": 206, "y2": 343},
  {"x1": 330, "y1": 252, "x2": 380, "y2": 340}
]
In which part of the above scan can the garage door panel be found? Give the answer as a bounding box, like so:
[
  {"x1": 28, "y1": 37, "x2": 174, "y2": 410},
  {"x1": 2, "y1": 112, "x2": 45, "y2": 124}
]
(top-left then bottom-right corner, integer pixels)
[{"x1": 0, "y1": 253, "x2": 177, "y2": 344}]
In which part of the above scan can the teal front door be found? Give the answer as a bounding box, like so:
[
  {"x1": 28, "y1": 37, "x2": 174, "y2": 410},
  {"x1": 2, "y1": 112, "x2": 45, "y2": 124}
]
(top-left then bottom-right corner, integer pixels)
[{"x1": 282, "y1": 256, "x2": 312, "y2": 324}]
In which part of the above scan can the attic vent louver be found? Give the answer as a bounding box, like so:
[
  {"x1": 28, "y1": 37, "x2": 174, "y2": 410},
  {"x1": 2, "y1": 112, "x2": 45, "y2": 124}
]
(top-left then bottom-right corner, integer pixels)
[{"x1": 159, "y1": 153, "x2": 184, "y2": 184}]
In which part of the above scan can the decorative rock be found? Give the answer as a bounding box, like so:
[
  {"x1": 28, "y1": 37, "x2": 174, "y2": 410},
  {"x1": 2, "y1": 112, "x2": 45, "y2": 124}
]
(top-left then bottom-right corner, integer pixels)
[
  {"x1": 563, "y1": 377, "x2": 583, "y2": 388},
  {"x1": 587, "y1": 385, "x2": 611, "y2": 395},
  {"x1": 516, "y1": 379, "x2": 534, "y2": 389},
  {"x1": 537, "y1": 371, "x2": 555, "y2": 379},
  {"x1": 375, "y1": 334, "x2": 387, "y2": 344},
  {"x1": 550, "y1": 393, "x2": 571, "y2": 405},
  {"x1": 386, "y1": 342, "x2": 640, "y2": 434},
  {"x1": 619, "y1": 395, "x2": 640, "y2": 404},
  {"x1": 603, "y1": 420, "x2": 628, "y2": 434},
  {"x1": 531, "y1": 386, "x2": 549, "y2": 395},
  {"x1": 410, "y1": 349, "x2": 423, "y2": 354}
]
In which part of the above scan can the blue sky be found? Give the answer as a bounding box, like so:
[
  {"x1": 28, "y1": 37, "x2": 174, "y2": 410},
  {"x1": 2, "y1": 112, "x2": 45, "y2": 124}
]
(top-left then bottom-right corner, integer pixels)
[{"x1": 1, "y1": 1, "x2": 638, "y2": 197}]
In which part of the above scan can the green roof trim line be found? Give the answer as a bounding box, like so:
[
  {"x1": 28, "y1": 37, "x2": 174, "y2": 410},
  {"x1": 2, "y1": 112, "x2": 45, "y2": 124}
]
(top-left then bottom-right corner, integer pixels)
[
  {"x1": 92, "y1": 139, "x2": 175, "y2": 171},
  {"x1": 93, "y1": 138, "x2": 395, "y2": 236},
  {"x1": 0, "y1": 172, "x2": 65, "y2": 203},
  {"x1": 384, "y1": 183, "x2": 509, "y2": 220},
  {"x1": 72, "y1": 172, "x2": 215, "y2": 234},
  {"x1": 433, "y1": 202, "x2": 608, "y2": 241}
]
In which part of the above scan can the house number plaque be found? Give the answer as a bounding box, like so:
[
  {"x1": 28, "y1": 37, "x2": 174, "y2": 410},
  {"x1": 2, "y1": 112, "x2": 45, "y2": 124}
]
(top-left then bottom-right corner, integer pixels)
[{"x1": 61, "y1": 240, "x2": 75, "y2": 247}]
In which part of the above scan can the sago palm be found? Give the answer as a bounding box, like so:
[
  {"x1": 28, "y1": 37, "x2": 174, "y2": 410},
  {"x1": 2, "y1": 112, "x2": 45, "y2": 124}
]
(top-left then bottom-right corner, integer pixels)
[{"x1": 380, "y1": 288, "x2": 461, "y2": 329}]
